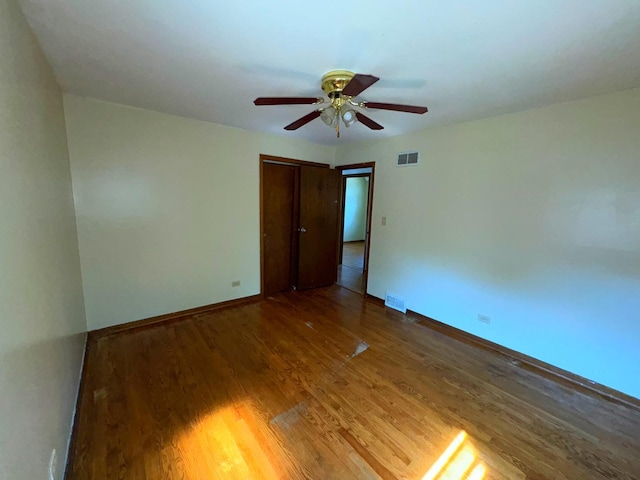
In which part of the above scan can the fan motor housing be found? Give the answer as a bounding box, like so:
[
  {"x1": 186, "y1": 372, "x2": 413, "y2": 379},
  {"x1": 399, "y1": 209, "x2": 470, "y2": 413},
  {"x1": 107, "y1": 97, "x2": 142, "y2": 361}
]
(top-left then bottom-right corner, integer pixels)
[{"x1": 321, "y1": 70, "x2": 355, "y2": 97}]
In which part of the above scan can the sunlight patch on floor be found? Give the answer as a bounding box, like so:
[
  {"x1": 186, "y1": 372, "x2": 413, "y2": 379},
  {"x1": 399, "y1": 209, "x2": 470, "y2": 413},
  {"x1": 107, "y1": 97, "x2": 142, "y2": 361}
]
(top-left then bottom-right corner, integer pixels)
[
  {"x1": 178, "y1": 404, "x2": 281, "y2": 479},
  {"x1": 421, "y1": 430, "x2": 486, "y2": 480}
]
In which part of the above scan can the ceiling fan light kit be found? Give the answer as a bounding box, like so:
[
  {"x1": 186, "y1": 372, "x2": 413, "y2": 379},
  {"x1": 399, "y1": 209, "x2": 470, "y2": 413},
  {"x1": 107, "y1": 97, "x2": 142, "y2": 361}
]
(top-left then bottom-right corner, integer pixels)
[
  {"x1": 253, "y1": 69, "x2": 428, "y2": 138},
  {"x1": 320, "y1": 106, "x2": 337, "y2": 126},
  {"x1": 341, "y1": 108, "x2": 357, "y2": 127}
]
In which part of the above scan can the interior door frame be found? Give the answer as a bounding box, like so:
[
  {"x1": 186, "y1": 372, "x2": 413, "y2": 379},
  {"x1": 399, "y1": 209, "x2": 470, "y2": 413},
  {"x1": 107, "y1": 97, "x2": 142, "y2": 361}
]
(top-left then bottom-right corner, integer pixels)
[
  {"x1": 335, "y1": 162, "x2": 376, "y2": 296},
  {"x1": 339, "y1": 173, "x2": 372, "y2": 263},
  {"x1": 259, "y1": 154, "x2": 331, "y2": 296}
]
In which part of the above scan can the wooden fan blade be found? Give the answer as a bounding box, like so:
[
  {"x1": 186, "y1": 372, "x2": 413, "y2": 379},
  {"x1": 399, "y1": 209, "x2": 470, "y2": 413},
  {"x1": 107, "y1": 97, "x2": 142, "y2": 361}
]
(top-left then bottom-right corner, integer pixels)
[
  {"x1": 254, "y1": 97, "x2": 320, "y2": 106},
  {"x1": 355, "y1": 112, "x2": 384, "y2": 130},
  {"x1": 342, "y1": 74, "x2": 380, "y2": 97},
  {"x1": 284, "y1": 110, "x2": 321, "y2": 130},
  {"x1": 362, "y1": 102, "x2": 428, "y2": 114}
]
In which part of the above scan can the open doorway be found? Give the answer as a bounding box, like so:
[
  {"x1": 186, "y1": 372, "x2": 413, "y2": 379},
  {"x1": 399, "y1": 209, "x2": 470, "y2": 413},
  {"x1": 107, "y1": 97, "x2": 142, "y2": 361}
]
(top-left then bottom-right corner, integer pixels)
[{"x1": 336, "y1": 163, "x2": 375, "y2": 295}]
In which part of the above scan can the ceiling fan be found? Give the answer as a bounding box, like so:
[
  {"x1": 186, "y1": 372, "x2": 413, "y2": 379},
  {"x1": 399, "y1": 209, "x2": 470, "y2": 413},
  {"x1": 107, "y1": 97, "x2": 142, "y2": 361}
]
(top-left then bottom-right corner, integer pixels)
[{"x1": 253, "y1": 70, "x2": 428, "y2": 138}]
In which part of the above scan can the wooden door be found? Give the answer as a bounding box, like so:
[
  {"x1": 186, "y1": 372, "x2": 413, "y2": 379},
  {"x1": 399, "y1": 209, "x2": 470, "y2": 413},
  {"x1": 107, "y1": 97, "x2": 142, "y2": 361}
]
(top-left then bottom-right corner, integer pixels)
[
  {"x1": 297, "y1": 166, "x2": 340, "y2": 290},
  {"x1": 262, "y1": 163, "x2": 296, "y2": 295}
]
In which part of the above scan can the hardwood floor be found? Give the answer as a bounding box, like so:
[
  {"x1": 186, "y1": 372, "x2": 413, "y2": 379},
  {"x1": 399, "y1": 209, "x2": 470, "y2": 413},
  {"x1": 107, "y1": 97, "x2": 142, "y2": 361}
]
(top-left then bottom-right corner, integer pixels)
[
  {"x1": 342, "y1": 240, "x2": 365, "y2": 269},
  {"x1": 67, "y1": 286, "x2": 640, "y2": 479},
  {"x1": 338, "y1": 241, "x2": 365, "y2": 294},
  {"x1": 337, "y1": 264, "x2": 365, "y2": 295}
]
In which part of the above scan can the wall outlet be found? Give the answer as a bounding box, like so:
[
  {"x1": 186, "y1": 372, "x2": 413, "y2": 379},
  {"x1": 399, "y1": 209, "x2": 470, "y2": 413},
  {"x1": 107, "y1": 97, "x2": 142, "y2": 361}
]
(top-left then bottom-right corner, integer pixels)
[
  {"x1": 49, "y1": 449, "x2": 57, "y2": 480},
  {"x1": 231, "y1": 280, "x2": 241, "y2": 287},
  {"x1": 478, "y1": 314, "x2": 491, "y2": 324},
  {"x1": 381, "y1": 216, "x2": 387, "y2": 226}
]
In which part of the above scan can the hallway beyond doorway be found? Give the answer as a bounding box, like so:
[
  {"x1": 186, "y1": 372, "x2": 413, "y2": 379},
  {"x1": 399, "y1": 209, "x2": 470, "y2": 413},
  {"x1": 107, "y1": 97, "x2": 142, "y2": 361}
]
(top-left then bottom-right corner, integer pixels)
[
  {"x1": 342, "y1": 241, "x2": 364, "y2": 269},
  {"x1": 337, "y1": 241, "x2": 365, "y2": 294}
]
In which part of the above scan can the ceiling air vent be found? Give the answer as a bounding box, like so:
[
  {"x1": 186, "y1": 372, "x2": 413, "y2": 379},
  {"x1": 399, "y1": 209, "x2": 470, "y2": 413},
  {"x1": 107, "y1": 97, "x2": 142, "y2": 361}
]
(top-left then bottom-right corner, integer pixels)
[
  {"x1": 397, "y1": 151, "x2": 419, "y2": 167},
  {"x1": 385, "y1": 293, "x2": 407, "y2": 313}
]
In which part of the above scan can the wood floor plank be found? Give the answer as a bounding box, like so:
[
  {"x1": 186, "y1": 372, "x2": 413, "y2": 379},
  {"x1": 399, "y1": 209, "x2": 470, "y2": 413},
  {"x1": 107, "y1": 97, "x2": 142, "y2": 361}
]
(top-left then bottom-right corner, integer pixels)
[{"x1": 67, "y1": 286, "x2": 640, "y2": 479}]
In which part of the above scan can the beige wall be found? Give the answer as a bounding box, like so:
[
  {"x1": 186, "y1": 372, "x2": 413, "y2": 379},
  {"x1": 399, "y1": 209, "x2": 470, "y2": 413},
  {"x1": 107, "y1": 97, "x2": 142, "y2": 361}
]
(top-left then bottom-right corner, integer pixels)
[
  {"x1": 64, "y1": 95, "x2": 335, "y2": 330},
  {"x1": 336, "y1": 88, "x2": 640, "y2": 399},
  {"x1": 0, "y1": 1, "x2": 87, "y2": 479}
]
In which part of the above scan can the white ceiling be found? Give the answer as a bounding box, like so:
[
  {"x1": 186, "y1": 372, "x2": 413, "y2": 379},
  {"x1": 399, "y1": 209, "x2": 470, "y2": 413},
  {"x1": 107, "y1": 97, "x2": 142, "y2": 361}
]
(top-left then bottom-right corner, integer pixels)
[{"x1": 21, "y1": 0, "x2": 640, "y2": 146}]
